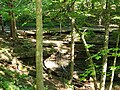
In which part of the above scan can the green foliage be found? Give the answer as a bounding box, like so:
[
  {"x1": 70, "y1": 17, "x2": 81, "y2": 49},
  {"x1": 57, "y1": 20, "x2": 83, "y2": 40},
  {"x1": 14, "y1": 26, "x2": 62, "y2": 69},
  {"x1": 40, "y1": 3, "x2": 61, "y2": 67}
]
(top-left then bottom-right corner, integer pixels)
[
  {"x1": 80, "y1": 68, "x2": 92, "y2": 81},
  {"x1": 85, "y1": 30, "x2": 96, "y2": 41},
  {"x1": 44, "y1": 85, "x2": 48, "y2": 90},
  {"x1": 0, "y1": 67, "x2": 34, "y2": 90},
  {"x1": 110, "y1": 48, "x2": 120, "y2": 57},
  {"x1": 85, "y1": 44, "x2": 94, "y2": 49},
  {"x1": 112, "y1": 16, "x2": 120, "y2": 20},
  {"x1": 80, "y1": 63, "x2": 98, "y2": 81},
  {"x1": 3, "y1": 81, "x2": 20, "y2": 90},
  {"x1": 110, "y1": 66, "x2": 117, "y2": 71},
  {"x1": 22, "y1": 42, "x2": 33, "y2": 51},
  {"x1": 0, "y1": 48, "x2": 8, "y2": 53},
  {"x1": 0, "y1": 0, "x2": 120, "y2": 89},
  {"x1": 111, "y1": 16, "x2": 120, "y2": 24},
  {"x1": 0, "y1": 0, "x2": 36, "y2": 26},
  {"x1": 95, "y1": 55, "x2": 101, "y2": 60},
  {"x1": 90, "y1": 48, "x2": 120, "y2": 61},
  {"x1": 2, "y1": 81, "x2": 34, "y2": 90},
  {"x1": 13, "y1": 39, "x2": 35, "y2": 55}
]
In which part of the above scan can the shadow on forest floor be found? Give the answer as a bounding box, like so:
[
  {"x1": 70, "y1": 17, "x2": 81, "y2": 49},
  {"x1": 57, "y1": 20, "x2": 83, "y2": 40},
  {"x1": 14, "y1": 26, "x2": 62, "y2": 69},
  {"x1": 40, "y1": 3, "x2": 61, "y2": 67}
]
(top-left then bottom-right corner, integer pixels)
[{"x1": 1, "y1": 28, "x2": 120, "y2": 90}]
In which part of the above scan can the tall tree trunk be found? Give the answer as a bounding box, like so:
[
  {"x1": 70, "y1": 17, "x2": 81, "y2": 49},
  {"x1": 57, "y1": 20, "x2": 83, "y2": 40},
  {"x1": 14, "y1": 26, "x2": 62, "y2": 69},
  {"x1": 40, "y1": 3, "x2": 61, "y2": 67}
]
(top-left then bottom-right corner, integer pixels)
[
  {"x1": 99, "y1": 0, "x2": 106, "y2": 25},
  {"x1": 0, "y1": 14, "x2": 4, "y2": 32},
  {"x1": 69, "y1": 17, "x2": 75, "y2": 85},
  {"x1": 109, "y1": 25, "x2": 120, "y2": 90},
  {"x1": 10, "y1": 12, "x2": 16, "y2": 39},
  {"x1": 73, "y1": 21, "x2": 98, "y2": 90},
  {"x1": 100, "y1": 0, "x2": 110, "y2": 90},
  {"x1": 0, "y1": 3, "x2": 4, "y2": 32},
  {"x1": 81, "y1": 29, "x2": 98, "y2": 90},
  {"x1": 8, "y1": 0, "x2": 16, "y2": 39},
  {"x1": 36, "y1": 0, "x2": 44, "y2": 90},
  {"x1": 98, "y1": 14, "x2": 102, "y2": 25},
  {"x1": 68, "y1": 1, "x2": 76, "y2": 85}
]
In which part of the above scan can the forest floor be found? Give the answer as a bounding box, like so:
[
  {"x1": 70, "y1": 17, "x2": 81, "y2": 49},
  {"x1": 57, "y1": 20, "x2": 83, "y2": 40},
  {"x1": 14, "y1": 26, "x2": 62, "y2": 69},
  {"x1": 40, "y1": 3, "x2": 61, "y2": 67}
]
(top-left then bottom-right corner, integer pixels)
[
  {"x1": 0, "y1": 30, "x2": 88, "y2": 90},
  {"x1": 0, "y1": 27, "x2": 120, "y2": 90}
]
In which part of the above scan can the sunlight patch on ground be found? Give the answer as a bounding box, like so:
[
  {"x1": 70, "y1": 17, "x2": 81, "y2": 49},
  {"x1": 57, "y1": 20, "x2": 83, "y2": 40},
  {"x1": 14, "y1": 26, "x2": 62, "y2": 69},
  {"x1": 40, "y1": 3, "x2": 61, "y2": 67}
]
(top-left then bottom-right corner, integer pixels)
[
  {"x1": 44, "y1": 60, "x2": 59, "y2": 69},
  {"x1": 0, "y1": 48, "x2": 12, "y2": 61},
  {"x1": 0, "y1": 53, "x2": 9, "y2": 60},
  {"x1": 0, "y1": 37, "x2": 4, "y2": 42},
  {"x1": 0, "y1": 48, "x2": 29, "y2": 75},
  {"x1": 0, "y1": 71, "x2": 5, "y2": 75}
]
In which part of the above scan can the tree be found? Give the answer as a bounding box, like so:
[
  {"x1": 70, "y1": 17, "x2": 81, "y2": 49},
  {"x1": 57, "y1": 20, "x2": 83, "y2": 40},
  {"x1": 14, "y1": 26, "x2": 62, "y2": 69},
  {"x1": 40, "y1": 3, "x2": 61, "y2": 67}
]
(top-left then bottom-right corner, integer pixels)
[
  {"x1": 0, "y1": 14, "x2": 4, "y2": 32},
  {"x1": 81, "y1": 29, "x2": 98, "y2": 90},
  {"x1": 67, "y1": 0, "x2": 76, "y2": 85},
  {"x1": 69, "y1": 9, "x2": 75, "y2": 85},
  {"x1": 36, "y1": 0, "x2": 44, "y2": 90},
  {"x1": 0, "y1": 2, "x2": 4, "y2": 32},
  {"x1": 109, "y1": 18, "x2": 120, "y2": 90},
  {"x1": 8, "y1": 0, "x2": 17, "y2": 39},
  {"x1": 100, "y1": 0, "x2": 110, "y2": 90}
]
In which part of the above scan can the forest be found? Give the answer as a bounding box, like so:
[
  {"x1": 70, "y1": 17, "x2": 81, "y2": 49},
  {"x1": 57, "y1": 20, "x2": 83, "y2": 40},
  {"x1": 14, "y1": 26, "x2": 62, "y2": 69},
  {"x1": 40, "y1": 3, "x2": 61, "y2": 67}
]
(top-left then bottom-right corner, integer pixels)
[{"x1": 0, "y1": 0, "x2": 120, "y2": 90}]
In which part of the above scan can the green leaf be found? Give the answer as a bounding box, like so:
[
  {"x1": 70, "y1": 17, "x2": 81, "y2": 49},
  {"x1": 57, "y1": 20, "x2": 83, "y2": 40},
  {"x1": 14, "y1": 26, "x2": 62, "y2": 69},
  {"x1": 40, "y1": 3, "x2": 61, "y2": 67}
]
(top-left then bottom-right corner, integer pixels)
[
  {"x1": 110, "y1": 66, "x2": 116, "y2": 71},
  {"x1": 112, "y1": 53, "x2": 117, "y2": 57},
  {"x1": 112, "y1": 16, "x2": 120, "y2": 20},
  {"x1": 118, "y1": 53, "x2": 120, "y2": 57},
  {"x1": 85, "y1": 44, "x2": 94, "y2": 49},
  {"x1": 95, "y1": 56, "x2": 101, "y2": 60}
]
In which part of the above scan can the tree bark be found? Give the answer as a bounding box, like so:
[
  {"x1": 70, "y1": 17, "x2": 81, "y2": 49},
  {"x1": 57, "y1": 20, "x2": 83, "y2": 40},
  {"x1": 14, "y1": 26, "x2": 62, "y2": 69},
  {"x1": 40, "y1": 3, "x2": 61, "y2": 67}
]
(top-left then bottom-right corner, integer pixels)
[
  {"x1": 100, "y1": 0, "x2": 110, "y2": 90},
  {"x1": 0, "y1": 3, "x2": 4, "y2": 32},
  {"x1": 0, "y1": 14, "x2": 4, "y2": 32},
  {"x1": 69, "y1": 17, "x2": 75, "y2": 85},
  {"x1": 68, "y1": 1, "x2": 76, "y2": 85},
  {"x1": 8, "y1": 0, "x2": 16, "y2": 39},
  {"x1": 109, "y1": 25, "x2": 120, "y2": 90},
  {"x1": 36, "y1": 0, "x2": 44, "y2": 90},
  {"x1": 81, "y1": 29, "x2": 98, "y2": 90}
]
